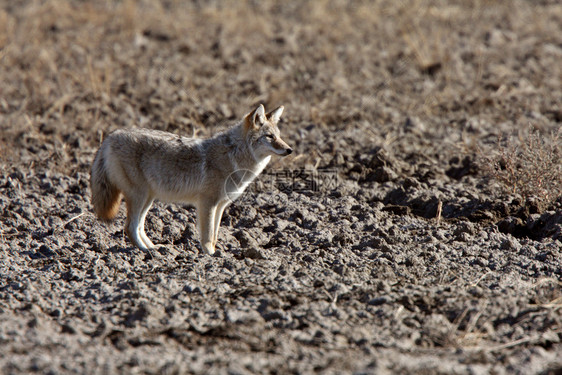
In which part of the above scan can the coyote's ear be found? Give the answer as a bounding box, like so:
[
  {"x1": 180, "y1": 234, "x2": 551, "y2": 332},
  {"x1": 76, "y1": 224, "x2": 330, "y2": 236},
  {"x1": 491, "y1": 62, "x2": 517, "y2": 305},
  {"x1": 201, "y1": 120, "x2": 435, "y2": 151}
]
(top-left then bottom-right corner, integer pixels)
[
  {"x1": 253, "y1": 104, "x2": 266, "y2": 126},
  {"x1": 244, "y1": 104, "x2": 266, "y2": 133},
  {"x1": 266, "y1": 106, "x2": 284, "y2": 125}
]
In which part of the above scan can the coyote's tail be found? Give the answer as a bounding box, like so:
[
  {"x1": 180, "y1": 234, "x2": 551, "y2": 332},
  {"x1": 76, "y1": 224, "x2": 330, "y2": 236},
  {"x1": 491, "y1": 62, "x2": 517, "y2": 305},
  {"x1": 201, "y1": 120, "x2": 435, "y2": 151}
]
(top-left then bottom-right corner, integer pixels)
[{"x1": 91, "y1": 146, "x2": 121, "y2": 220}]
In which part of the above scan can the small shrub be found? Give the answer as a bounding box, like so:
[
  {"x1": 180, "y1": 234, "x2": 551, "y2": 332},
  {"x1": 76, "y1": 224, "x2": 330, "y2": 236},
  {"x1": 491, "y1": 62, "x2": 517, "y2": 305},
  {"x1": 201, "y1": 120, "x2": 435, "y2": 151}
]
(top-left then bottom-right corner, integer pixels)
[{"x1": 478, "y1": 127, "x2": 562, "y2": 206}]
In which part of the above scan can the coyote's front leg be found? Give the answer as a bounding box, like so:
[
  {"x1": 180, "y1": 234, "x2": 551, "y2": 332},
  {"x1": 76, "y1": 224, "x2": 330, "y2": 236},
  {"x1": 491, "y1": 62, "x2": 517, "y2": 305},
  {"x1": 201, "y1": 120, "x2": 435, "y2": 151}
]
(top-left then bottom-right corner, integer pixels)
[
  {"x1": 212, "y1": 200, "x2": 230, "y2": 249},
  {"x1": 197, "y1": 200, "x2": 217, "y2": 254}
]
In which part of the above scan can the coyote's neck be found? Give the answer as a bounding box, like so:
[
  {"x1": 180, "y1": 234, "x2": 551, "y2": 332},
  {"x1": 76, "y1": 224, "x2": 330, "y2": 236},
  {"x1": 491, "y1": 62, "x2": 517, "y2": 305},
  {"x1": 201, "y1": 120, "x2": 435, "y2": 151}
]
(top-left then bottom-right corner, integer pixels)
[{"x1": 220, "y1": 123, "x2": 270, "y2": 173}]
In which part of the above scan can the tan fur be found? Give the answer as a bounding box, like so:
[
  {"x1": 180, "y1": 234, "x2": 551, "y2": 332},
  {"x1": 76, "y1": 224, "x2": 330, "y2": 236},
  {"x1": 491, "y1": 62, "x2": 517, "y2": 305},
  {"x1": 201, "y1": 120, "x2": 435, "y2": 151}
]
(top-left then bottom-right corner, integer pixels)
[
  {"x1": 91, "y1": 149, "x2": 123, "y2": 220},
  {"x1": 90, "y1": 105, "x2": 292, "y2": 254}
]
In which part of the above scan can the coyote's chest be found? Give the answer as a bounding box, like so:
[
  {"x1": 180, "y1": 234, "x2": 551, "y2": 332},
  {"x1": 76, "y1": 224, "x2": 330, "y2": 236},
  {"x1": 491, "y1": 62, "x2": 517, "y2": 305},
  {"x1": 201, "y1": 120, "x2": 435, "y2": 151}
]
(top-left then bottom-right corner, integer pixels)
[{"x1": 224, "y1": 156, "x2": 270, "y2": 201}]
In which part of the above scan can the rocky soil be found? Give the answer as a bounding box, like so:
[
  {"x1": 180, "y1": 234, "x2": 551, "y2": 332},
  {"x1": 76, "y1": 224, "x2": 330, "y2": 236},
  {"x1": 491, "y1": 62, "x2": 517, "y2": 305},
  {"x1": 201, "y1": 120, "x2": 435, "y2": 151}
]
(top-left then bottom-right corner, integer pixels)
[{"x1": 1, "y1": 1, "x2": 561, "y2": 374}]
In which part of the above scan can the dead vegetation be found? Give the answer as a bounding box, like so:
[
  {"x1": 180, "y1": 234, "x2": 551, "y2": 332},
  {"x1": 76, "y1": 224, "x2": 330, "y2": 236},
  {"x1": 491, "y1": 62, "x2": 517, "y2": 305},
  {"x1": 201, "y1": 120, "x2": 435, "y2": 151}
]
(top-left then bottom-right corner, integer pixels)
[{"x1": 478, "y1": 128, "x2": 562, "y2": 207}]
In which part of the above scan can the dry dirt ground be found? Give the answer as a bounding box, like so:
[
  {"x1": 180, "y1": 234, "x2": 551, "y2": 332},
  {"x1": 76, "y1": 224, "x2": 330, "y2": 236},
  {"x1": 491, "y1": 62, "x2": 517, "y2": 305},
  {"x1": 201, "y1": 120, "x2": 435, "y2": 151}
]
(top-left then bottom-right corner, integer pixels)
[{"x1": 1, "y1": 1, "x2": 561, "y2": 374}]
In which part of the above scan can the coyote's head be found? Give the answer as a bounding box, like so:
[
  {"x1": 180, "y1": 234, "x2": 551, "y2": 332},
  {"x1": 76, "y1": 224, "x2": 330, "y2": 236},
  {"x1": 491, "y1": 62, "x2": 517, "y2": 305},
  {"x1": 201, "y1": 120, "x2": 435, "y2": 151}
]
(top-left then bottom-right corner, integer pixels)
[{"x1": 244, "y1": 104, "x2": 293, "y2": 159}]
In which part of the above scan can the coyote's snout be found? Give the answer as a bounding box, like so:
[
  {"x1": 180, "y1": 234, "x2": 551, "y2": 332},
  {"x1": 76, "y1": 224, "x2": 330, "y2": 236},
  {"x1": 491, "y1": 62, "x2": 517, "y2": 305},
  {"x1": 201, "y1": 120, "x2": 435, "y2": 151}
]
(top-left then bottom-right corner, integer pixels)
[{"x1": 91, "y1": 105, "x2": 292, "y2": 254}]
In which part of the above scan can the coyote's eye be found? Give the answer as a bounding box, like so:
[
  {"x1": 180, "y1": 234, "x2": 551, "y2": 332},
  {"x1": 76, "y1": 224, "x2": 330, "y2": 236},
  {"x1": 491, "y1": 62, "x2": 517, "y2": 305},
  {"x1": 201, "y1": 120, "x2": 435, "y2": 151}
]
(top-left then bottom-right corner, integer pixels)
[{"x1": 265, "y1": 134, "x2": 275, "y2": 140}]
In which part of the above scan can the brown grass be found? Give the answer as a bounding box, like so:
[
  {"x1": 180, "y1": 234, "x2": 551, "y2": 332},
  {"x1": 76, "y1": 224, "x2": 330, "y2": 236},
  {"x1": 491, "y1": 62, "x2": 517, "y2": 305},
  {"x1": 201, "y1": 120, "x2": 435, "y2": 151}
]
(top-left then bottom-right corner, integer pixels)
[
  {"x1": 0, "y1": 0, "x2": 561, "y2": 176},
  {"x1": 477, "y1": 127, "x2": 562, "y2": 206}
]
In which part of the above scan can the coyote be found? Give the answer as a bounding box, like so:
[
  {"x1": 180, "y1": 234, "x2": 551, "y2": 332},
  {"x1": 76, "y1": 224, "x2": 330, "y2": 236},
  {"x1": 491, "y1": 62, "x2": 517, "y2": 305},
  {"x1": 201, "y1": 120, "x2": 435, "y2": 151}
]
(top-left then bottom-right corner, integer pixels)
[{"x1": 91, "y1": 105, "x2": 292, "y2": 254}]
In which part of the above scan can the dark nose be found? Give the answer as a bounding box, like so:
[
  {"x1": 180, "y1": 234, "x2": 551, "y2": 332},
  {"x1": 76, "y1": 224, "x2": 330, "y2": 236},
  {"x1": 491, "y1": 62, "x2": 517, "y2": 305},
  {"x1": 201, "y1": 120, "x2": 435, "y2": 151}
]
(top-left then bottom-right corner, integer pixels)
[{"x1": 285, "y1": 148, "x2": 293, "y2": 155}]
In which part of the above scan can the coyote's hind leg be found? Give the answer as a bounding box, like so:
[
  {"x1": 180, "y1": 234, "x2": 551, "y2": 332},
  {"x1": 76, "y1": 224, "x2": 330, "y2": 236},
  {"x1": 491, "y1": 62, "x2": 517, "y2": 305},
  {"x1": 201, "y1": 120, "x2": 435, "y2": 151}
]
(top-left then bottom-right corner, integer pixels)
[
  {"x1": 125, "y1": 192, "x2": 154, "y2": 251},
  {"x1": 138, "y1": 196, "x2": 155, "y2": 249}
]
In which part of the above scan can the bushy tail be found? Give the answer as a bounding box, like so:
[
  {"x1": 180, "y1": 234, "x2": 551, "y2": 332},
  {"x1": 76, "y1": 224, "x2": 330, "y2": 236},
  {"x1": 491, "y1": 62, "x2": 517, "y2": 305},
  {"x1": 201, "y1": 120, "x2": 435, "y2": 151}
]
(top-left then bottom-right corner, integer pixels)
[{"x1": 91, "y1": 146, "x2": 122, "y2": 220}]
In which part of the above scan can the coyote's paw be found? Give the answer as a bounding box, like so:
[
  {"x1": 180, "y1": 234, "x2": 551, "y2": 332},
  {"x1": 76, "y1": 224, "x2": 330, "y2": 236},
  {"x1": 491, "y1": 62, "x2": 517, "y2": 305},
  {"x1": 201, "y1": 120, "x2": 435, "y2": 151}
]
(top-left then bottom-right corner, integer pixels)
[{"x1": 202, "y1": 242, "x2": 215, "y2": 255}]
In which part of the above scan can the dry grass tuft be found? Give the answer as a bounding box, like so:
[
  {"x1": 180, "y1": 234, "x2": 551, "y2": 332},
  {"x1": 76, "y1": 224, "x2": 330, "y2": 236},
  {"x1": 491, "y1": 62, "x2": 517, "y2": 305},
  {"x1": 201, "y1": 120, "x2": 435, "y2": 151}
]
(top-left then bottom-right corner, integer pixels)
[{"x1": 478, "y1": 127, "x2": 562, "y2": 206}]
